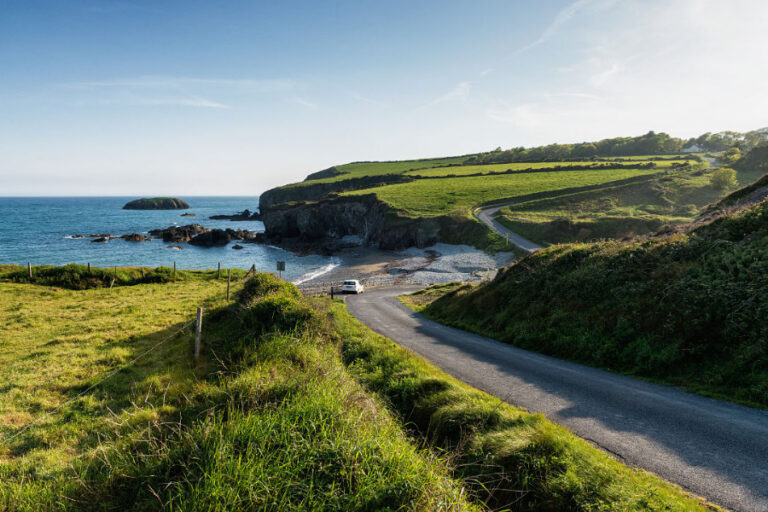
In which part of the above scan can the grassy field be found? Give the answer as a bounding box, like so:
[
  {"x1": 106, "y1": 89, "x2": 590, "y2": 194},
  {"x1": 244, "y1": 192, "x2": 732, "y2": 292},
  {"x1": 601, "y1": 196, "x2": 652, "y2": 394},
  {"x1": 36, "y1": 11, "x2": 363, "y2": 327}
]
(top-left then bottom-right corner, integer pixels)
[
  {"x1": 493, "y1": 166, "x2": 726, "y2": 244},
  {"x1": 0, "y1": 268, "x2": 717, "y2": 510},
  {"x1": 299, "y1": 156, "x2": 468, "y2": 184},
  {"x1": 345, "y1": 167, "x2": 663, "y2": 217},
  {"x1": 0, "y1": 271, "x2": 475, "y2": 510},
  {"x1": 419, "y1": 197, "x2": 768, "y2": 408},
  {"x1": 405, "y1": 159, "x2": 692, "y2": 178}
]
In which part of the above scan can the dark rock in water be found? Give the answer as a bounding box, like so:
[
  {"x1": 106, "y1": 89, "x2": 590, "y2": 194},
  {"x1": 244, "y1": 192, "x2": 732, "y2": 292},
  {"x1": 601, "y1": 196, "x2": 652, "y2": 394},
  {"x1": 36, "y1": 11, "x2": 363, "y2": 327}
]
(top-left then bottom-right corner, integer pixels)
[
  {"x1": 180, "y1": 212, "x2": 196, "y2": 217},
  {"x1": 149, "y1": 224, "x2": 209, "y2": 243},
  {"x1": 189, "y1": 228, "x2": 256, "y2": 247},
  {"x1": 121, "y1": 233, "x2": 150, "y2": 242},
  {"x1": 89, "y1": 234, "x2": 111, "y2": 238},
  {"x1": 210, "y1": 209, "x2": 261, "y2": 221},
  {"x1": 123, "y1": 197, "x2": 189, "y2": 210},
  {"x1": 91, "y1": 237, "x2": 109, "y2": 243},
  {"x1": 232, "y1": 244, "x2": 244, "y2": 250}
]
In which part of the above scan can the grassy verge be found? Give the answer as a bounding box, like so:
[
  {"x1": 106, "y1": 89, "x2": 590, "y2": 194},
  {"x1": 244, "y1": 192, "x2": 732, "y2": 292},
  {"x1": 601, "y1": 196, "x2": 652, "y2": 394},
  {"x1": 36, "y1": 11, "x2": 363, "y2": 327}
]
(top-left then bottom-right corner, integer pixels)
[
  {"x1": 0, "y1": 263, "x2": 249, "y2": 289},
  {"x1": 327, "y1": 300, "x2": 717, "y2": 511}
]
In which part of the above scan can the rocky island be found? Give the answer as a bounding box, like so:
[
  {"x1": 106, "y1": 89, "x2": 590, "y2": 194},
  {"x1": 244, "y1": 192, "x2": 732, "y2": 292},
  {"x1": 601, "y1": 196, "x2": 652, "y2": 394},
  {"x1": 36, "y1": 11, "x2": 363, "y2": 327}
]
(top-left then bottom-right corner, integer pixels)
[{"x1": 122, "y1": 197, "x2": 189, "y2": 210}]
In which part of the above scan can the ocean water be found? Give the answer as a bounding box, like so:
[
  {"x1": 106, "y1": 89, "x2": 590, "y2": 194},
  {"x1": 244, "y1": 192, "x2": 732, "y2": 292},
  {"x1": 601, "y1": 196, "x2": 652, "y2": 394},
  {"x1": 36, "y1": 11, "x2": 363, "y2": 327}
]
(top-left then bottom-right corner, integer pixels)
[{"x1": 0, "y1": 197, "x2": 338, "y2": 282}]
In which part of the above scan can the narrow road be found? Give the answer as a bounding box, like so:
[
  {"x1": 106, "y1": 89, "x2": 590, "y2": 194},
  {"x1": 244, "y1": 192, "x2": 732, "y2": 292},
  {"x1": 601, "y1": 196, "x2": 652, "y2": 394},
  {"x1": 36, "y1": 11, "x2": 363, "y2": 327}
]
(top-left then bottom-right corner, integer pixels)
[
  {"x1": 474, "y1": 204, "x2": 541, "y2": 253},
  {"x1": 346, "y1": 288, "x2": 768, "y2": 512}
]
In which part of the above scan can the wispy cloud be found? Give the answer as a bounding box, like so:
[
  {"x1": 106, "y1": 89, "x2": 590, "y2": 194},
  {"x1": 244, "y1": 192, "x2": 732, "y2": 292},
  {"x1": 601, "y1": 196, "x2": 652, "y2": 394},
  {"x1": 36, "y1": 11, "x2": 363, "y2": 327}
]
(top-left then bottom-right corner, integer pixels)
[
  {"x1": 58, "y1": 75, "x2": 297, "y2": 109},
  {"x1": 423, "y1": 81, "x2": 472, "y2": 108},
  {"x1": 291, "y1": 97, "x2": 318, "y2": 109},
  {"x1": 516, "y1": 0, "x2": 614, "y2": 54},
  {"x1": 64, "y1": 76, "x2": 297, "y2": 93}
]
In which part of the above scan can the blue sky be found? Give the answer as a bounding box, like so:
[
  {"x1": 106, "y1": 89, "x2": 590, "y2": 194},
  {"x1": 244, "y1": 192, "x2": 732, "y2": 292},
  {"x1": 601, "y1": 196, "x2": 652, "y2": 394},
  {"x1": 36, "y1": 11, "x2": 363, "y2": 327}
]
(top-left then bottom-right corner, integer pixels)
[{"x1": 1, "y1": 0, "x2": 767, "y2": 195}]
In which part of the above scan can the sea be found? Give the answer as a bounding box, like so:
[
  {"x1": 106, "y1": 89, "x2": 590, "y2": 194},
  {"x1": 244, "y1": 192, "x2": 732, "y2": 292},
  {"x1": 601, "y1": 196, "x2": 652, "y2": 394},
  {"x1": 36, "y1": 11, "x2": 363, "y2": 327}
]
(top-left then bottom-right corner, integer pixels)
[{"x1": 0, "y1": 196, "x2": 338, "y2": 283}]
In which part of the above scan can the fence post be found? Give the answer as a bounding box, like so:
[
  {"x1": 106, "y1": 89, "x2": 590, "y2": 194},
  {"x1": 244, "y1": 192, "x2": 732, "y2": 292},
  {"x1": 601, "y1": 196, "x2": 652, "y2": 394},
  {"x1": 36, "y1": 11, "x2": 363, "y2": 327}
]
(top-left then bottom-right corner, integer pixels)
[
  {"x1": 87, "y1": 262, "x2": 91, "y2": 273},
  {"x1": 114, "y1": 266, "x2": 117, "y2": 279},
  {"x1": 227, "y1": 269, "x2": 231, "y2": 301},
  {"x1": 195, "y1": 307, "x2": 203, "y2": 362},
  {"x1": 173, "y1": 261, "x2": 177, "y2": 279},
  {"x1": 217, "y1": 262, "x2": 221, "y2": 279},
  {"x1": 28, "y1": 262, "x2": 32, "y2": 279}
]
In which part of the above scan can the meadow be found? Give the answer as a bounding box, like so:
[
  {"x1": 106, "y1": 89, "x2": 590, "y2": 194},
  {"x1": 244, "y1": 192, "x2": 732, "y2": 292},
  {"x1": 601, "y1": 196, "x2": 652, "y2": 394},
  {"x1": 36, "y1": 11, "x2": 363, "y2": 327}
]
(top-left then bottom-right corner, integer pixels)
[
  {"x1": 345, "y1": 167, "x2": 663, "y2": 217},
  {"x1": 0, "y1": 268, "x2": 714, "y2": 510}
]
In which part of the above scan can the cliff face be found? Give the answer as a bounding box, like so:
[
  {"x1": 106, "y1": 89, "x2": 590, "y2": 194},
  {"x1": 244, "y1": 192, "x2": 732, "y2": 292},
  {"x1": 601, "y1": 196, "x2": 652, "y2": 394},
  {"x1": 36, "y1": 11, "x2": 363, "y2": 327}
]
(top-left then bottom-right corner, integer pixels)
[{"x1": 260, "y1": 194, "x2": 442, "y2": 251}]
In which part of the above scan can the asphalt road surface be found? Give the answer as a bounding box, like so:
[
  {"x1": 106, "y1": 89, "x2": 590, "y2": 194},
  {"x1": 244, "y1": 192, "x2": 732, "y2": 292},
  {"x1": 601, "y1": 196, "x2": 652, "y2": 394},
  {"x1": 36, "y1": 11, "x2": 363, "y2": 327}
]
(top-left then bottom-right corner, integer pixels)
[
  {"x1": 474, "y1": 204, "x2": 541, "y2": 253},
  {"x1": 346, "y1": 287, "x2": 768, "y2": 512}
]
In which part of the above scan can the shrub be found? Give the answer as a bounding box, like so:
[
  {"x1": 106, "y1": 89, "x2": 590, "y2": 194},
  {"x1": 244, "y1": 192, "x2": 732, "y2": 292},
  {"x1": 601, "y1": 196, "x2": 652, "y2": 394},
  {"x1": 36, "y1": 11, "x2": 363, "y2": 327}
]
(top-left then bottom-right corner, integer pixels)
[{"x1": 709, "y1": 167, "x2": 738, "y2": 190}]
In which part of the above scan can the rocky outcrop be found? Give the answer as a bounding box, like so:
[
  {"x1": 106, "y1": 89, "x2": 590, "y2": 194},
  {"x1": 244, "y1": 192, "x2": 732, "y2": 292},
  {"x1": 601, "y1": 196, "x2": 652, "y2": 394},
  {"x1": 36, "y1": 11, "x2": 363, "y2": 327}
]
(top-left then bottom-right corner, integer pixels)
[
  {"x1": 180, "y1": 212, "x2": 196, "y2": 217},
  {"x1": 123, "y1": 197, "x2": 189, "y2": 210},
  {"x1": 121, "y1": 233, "x2": 150, "y2": 242},
  {"x1": 189, "y1": 228, "x2": 256, "y2": 247},
  {"x1": 209, "y1": 209, "x2": 261, "y2": 221},
  {"x1": 260, "y1": 194, "x2": 443, "y2": 252},
  {"x1": 91, "y1": 237, "x2": 109, "y2": 243},
  {"x1": 149, "y1": 224, "x2": 209, "y2": 243}
]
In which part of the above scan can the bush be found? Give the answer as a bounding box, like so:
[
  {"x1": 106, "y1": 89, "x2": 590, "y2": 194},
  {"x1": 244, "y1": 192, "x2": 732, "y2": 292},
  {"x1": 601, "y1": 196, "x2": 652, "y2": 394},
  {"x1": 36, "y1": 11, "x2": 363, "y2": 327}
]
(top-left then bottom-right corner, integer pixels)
[{"x1": 709, "y1": 167, "x2": 738, "y2": 190}]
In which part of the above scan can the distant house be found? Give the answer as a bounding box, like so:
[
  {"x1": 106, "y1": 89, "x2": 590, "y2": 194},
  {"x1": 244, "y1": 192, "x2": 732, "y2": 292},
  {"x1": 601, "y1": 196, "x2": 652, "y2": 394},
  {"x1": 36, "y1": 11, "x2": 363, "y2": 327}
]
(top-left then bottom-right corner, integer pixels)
[{"x1": 682, "y1": 144, "x2": 703, "y2": 153}]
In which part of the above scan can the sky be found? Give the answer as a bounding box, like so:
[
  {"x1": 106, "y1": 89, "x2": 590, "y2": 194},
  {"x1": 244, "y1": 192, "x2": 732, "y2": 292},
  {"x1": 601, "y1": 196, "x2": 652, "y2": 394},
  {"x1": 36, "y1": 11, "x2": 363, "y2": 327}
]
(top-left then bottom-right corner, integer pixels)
[{"x1": 1, "y1": 0, "x2": 767, "y2": 196}]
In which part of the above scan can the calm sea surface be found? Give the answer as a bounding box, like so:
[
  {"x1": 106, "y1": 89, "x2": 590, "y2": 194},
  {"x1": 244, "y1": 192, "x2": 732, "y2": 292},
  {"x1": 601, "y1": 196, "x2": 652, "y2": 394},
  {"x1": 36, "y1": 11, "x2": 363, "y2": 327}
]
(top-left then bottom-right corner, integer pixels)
[{"x1": 0, "y1": 197, "x2": 337, "y2": 282}]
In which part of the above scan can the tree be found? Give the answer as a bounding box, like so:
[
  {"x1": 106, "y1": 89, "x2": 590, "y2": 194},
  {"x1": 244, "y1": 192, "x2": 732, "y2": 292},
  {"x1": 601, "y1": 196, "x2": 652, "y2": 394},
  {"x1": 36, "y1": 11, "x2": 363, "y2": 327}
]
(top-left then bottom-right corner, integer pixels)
[
  {"x1": 709, "y1": 168, "x2": 738, "y2": 191},
  {"x1": 719, "y1": 147, "x2": 741, "y2": 165}
]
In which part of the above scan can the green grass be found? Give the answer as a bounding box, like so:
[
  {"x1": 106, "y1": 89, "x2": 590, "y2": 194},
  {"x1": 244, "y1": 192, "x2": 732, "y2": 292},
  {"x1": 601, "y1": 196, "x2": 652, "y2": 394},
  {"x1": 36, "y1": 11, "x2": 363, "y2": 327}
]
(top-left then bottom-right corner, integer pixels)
[
  {"x1": 1, "y1": 263, "x2": 249, "y2": 290},
  {"x1": 493, "y1": 167, "x2": 728, "y2": 244},
  {"x1": 406, "y1": 160, "x2": 691, "y2": 178},
  {"x1": 328, "y1": 300, "x2": 717, "y2": 511},
  {"x1": 345, "y1": 168, "x2": 663, "y2": 217},
  {"x1": 300, "y1": 156, "x2": 468, "y2": 184},
  {"x1": 0, "y1": 268, "x2": 718, "y2": 510},
  {"x1": 0, "y1": 272, "x2": 475, "y2": 511},
  {"x1": 421, "y1": 198, "x2": 768, "y2": 408}
]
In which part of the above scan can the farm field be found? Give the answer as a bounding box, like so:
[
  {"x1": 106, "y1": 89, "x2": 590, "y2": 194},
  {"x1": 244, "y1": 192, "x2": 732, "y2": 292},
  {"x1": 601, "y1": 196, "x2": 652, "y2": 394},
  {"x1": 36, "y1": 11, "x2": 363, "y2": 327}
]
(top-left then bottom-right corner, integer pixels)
[
  {"x1": 295, "y1": 155, "x2": 468, "y2": 184},
  {"x1": 345, "y1": 167, "x2": 663, "y2": 217},
  {"x1": 405, "y1": 159, "x2": 694, "y2": 178},
  {"x1": 494, "y1": 161, "x2": 760, "y2": 244}
]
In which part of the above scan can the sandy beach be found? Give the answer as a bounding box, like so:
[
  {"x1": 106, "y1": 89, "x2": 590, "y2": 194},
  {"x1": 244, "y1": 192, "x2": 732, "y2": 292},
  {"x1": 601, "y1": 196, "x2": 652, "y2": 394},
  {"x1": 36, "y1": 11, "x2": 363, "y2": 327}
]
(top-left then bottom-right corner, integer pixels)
[{"x1": 294, "y1": 243, "x2": 517, "y2": 289}]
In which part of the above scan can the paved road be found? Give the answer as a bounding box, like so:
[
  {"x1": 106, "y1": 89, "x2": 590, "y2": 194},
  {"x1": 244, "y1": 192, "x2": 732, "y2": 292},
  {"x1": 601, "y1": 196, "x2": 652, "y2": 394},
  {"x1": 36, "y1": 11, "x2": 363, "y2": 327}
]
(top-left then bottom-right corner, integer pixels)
[
  {"x1": 474, "y1": 204, "x2": 541, "y2": 253},
  {"x1": 346, "y1": 287, "x2": 768, "y2": 512}
]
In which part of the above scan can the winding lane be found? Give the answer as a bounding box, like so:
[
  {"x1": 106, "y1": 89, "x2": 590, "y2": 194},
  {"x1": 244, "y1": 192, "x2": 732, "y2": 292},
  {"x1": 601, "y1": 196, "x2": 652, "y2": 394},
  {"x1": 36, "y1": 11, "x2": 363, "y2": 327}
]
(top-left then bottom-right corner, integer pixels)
[{"x1": 346, "y1": 287, "x2": 768, "y2": 512}]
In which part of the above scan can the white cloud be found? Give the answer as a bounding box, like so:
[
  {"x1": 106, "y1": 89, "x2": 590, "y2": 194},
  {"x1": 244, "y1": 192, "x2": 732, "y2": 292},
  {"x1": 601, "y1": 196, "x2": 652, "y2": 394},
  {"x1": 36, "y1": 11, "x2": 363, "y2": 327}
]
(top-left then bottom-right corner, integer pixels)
[{"x1": 423, "y1": 81, "x2": 472, "y2": 108}]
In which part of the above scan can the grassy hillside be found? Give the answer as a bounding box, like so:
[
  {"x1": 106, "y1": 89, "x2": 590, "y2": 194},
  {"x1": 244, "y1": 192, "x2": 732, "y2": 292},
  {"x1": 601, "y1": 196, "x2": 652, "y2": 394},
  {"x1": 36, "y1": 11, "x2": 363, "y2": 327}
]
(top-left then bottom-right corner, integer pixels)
[
  {"x1": 344, "y1": 167, "x2": 662, "y2": 217},
  {"x1": 0, "y1": 269, "x2": 714, "y2": 510},
  {"x1": 420, "y1": 197, "x2": 768, "y2": 408},
  {"x1": 493, "y1": 165, "x2": 734, "y2": 244}
]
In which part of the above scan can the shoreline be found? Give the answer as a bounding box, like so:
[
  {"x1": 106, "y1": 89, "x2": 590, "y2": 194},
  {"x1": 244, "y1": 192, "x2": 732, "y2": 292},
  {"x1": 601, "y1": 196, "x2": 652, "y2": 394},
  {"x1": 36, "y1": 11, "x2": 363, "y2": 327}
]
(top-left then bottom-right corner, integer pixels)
[{"x1": 292, "y1": 243, "x2": 517, "y2": 288}]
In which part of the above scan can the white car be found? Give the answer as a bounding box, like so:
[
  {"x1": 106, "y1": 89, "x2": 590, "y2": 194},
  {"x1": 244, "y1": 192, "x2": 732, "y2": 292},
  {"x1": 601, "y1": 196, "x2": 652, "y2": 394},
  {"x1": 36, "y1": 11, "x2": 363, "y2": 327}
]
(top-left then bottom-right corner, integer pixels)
[{"x1": 341, "y1": 280, "x2": 364, "y2": 294}]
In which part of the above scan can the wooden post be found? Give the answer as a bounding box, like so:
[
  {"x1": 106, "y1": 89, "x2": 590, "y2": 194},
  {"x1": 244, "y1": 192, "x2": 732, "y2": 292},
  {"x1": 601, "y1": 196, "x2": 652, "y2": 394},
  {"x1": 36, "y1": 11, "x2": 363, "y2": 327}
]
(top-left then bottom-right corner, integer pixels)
[
  {"x1": 226, "y1": 269, "x2": 231, "y2": 301},
  {"x1": 330, "y1": 287, "x2": 334, "y2": 300},
  {"x1": 87, "y1": 262, "x2": 91, "y2": 273},
  {"x1": 28, "y1": 262, "x2": 32, "y2": 279},
  {"x1": 217, "y1": 262, "x2": 221, "y2": 279},
  {"x1": 173, "y1": 261, "x2": 176, "y2": 279},
  {"x1": 194, "y1": 307, "x2": 203, "y2": 362},
  {"x1": 114, "y1": 266, "x2": 117, "y2": 278}
]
